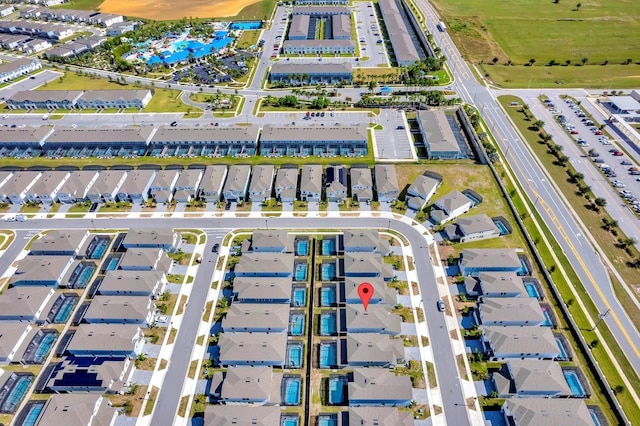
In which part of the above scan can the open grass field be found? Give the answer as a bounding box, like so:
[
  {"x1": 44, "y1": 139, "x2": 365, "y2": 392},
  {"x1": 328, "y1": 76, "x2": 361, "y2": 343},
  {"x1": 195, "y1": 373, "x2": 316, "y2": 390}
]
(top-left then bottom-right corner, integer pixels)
[
  {"x1": 53, "y1": 0, "x2": 104, "y2": 10},
  {"x1": 431, "y1": 0, "x2": 640, "y2": 87}
]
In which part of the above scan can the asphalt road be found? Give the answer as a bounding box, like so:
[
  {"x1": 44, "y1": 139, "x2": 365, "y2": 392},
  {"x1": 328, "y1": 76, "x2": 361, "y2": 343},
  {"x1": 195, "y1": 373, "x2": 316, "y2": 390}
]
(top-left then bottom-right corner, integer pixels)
[
  {"x1": 413, "y1": 0, "x2": 640, "y2": 376},
  {"x1": 1, "y1": 216, "x2": 472, "y2": 426}
]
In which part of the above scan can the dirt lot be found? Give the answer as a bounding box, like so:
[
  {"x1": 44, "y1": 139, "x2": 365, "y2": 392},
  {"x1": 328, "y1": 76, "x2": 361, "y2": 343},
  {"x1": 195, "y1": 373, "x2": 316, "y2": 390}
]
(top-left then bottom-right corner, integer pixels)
[{"x1": 99, "y1": 0, "x2": 261, "y2": 20}]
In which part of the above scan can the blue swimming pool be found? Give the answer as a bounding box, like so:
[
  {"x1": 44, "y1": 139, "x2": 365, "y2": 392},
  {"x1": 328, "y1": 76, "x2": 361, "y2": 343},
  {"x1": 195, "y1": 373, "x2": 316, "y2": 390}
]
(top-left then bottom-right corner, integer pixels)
[
  {"x1": 68, "y1": 263, "x2": 96, "y2": 289},
  {"x1": 318, "y1": 416, "x2": 337, "y2": 426},
  {"x1": 282, "y1": 418, "x2": 299, "y2": 426},
  {"x1": 53, "y1": 296, "x2": 77, "y2": 323},
  {"x1": 493, "y1": 220, "x2": 510, "y2": 235},
  {"x1": 295, "y1": 263, "x2": 307, "y2": 281},
  {"x1": 297, "y1": 240, "x2": 309, "y2": 256},
  {"x1": 287, "y1": 344, "x2": 303, "y2": 368},
  {"x1": 525, "y1": 283, "x2": 541, "y2": 300},
  {"x1": 28, "y1": 332, "x2": 57, "y2": 364},
  {"x1": 589, "y1": 410, "x2": 602, "y2": 426},
  {"x1": 319, "y1": 343, "x2": 337, "y2": 368},
  {"x1": 89, "y1": 237, "x2": 109, "y2": 259},
  {"x1": 320, "y1": 312, "x2": 336, "y2": 336},
  {"x1": 290, "y1": 314, "x2": 305, "y2": 336},
  {"x1": 328, "y1": 376, "x2": 346, "y2": 405},
  {"x1": 20, "y1": 402, "x2": 44, "y2": 426},
  {"x1": 0, "y1": 374, "x2": 33, "y2": 413},
  {"x1": 283, "y1": 378, "x2": 301, "y2": 405},
  {"x1": 555, "y1": 337, "x2": 568, "y2": 360},
  {"x1": 230, "y1": 21, "x2": 262, "y2": 30},
  {"x1": 321, "y1": 263, "x2": 336, "y2": 281},
  {"x1": 106, "y1": 258, "x2": 119, "y2": 271},
  {"x1": 517, "y1": 257, "x2": 530, "y2": 276},
  {"x1": 541, "y1": 306, "x2": 553, "y2": 327},
  {"x1": 564, "y1": 371, "x2": 586, "y2": 396},
  {"x1": 293, "y1": 288, "x2": 306, "y2": 307},
  {"x1": 321, "y1": 287, "x2": 336, "y2": 306},
  {"x1": 322, "y1": 239, "x2": 335, "y2": 256}
]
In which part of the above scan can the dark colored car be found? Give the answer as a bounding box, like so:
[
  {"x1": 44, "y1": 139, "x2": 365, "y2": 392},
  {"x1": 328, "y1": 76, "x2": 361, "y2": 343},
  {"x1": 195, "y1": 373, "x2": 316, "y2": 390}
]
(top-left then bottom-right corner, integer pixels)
[
  {"x1": 225, "y1": 202, "x2": 232, "y2": 210},
  {"x1": 212, "y1": 244, "x2": 220, "y2": 253},
  {"x1": 437, "y1": 300, "x2": 445, "y2": 312}
]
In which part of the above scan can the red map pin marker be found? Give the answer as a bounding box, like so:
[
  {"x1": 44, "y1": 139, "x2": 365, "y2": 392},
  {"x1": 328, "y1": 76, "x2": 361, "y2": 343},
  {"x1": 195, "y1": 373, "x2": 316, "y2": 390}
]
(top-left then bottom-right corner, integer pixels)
[{"x1": 358, "y1": 282, "x2": 374, "y2": 311}]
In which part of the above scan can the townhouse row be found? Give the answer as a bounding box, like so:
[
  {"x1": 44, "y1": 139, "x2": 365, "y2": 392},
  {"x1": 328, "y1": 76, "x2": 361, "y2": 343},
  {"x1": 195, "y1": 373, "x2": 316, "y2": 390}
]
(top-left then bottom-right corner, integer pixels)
[
  {"x1": 0, "y1": 164, "x2": 400, "y2": 205},
  {"x1": 20, "y1": 6, "x2": 124, "y2": 27}
]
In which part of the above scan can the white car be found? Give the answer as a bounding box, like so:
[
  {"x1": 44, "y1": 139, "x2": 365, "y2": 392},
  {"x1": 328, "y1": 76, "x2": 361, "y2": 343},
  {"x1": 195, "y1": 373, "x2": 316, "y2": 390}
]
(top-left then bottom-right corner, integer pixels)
[{"x1": 3, "y1": 215, "x2": 15, "y2": 222}]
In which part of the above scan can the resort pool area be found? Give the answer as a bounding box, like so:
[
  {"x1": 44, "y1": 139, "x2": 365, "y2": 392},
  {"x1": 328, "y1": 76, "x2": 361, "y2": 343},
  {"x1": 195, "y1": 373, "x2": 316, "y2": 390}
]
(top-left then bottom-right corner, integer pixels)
[
  {"x1": 328, "y1": 376, "x2": 346, "y2": 405},
  {"x1": 67, "y1": 263, "x2": 96, "y2": 289},
  {"x1": 295, "y1": 263, "x2": 308, "y2": 281},
  {"x1": 289, "y1": 314, "x2": 305, "y2": 336},
  {"x1": 321, "y1": 287, "x2": 336, "y2": 306},
  {"x1": 296, "y1": 240, "x2": 309, "y2": 256},
  {"x1": 525, "y1": 283, "x2": 541, "y2": 300},
  {"x1": 87, "y1": 237, "x2": 110, "y2": 259},
  {"x1": 320, "y1": 312, "x2": 337, "y2": 336},
  {"x1": 292, "y1": 288, "x2": 306, "y2": 307},
  {"x1": 321, "y1": 263, "x2": 336, "y2": 281},
  {"x1": 230, "y1": 21, "x2": 262, "y2": 30},
  {"x1": 282, "y1": 378, "x2": 301, "y2": 405},
  {"x1": 286, "y1": 344, "x2": 303, "y2": 368},
  {"x1": 0, "y1": 373, "x2": 33, "y2": 413},
  {"x1": 322, "y1": 239, "x2": 336, "y2": 256},
  {"x1": 564, "y1": 371, "x2": 586, "y2": 396},
  {"x1": 23, "y1": 331, "x2": 57, "y2": 364},
  {"x1": 319, "y1": 342, "x2": 337, "y2": 368}
]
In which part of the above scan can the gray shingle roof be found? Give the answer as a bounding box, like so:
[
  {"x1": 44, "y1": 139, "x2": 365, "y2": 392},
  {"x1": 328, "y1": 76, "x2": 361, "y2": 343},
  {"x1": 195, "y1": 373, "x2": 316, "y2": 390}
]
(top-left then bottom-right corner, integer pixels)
[
  {"x1": 204, "y1": 405, "x2": 281, "y2": 426},
  {"x1": 460, "y1": 248, "x2": 521, "y2": 270},
  {"x1": 417, "y1": 110, "x2": 460, "y2": 154},
  {"x1": 30, "y1": 230, "x2": 88, "y2": 254},
  {"x1": 235, "y1": 252, "x2": 295, "y2": 275},
  {"x1": 493, "y1": 360, "x2": 570, "y2": 396},
  {"x1": 346, "y1": 333, "x2": 404, "y2": 365},
  {"x1": 0, "y1": 286, "x2": 54, "y2": 319},
  {"x1": 83, "y1": 296, "x2": 152, "y2": 322},
  {"x1": 271, "y1": 62, "x2": 352, "y2": 76},
  {"x1": 456, "y1": 214, "x2": 499, "y2": 236},
  {"x1": 481, "y1": 326, "x2": 560, "y2": 357},
  {"x1": 478, "y1": 272, "x2": 526, "y2": 296},
  {"x1": 261, "y1": 124, "x2": 367, "y2": 142},
  {"x1": 37, "y1": 394, "x2": 117, "y2": 426},
  {"x1": 233, "y1": 277, "x2": 293, "y2": 302},
  {"x1": 477, "y1": 297, "x2": 545, "y2": 325},
  {"x1": 345, "y1": 304, "x2": 402, "y2": 335},
  {"x1": 67, "y1": 324, "x2": 141, "y2": 353},
  {"x1": 348, "y1": 367, "x2": 412, "y2": 402},
  {"x1": 504, "y1": 399, "x2": 593, "y2": 426},
  {"x1": 348, "y1": 407, "x2": 413, "y2": 426},
  {"x1": 222, "y1": 303, "x2": 290, "y2": 331},
  {"x1": 300, "y1": 164, "x2": 322, "y2": 195},
  {"x1": 252, "y1": 230, "x2": 290, "y2": 251},
  {"x1": 218, "y1": 332, "x2": 288, "y2": 364},
  {"x1": 220, "y1": 366, "x2": 283, "y2": 403},
  {"x1": 433, "y1": 190, "x2": 471, "y2": 214}
]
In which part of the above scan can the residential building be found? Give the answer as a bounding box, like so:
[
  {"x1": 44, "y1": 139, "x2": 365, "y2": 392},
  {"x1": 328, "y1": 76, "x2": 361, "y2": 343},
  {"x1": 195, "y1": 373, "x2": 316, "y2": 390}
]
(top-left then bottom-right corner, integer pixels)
[
  {"x1": 374, "y1": 164, "x2": 399, "y2": 203},
  {"x1": 493, "y1": 360, "x2": 571, "y2": 398},
  {"x1": 21, "y1": 38, "x2": 51, "y2": 53},
  {"x1": 75, "y1": 90, "x2": 152, "y2": 109},
  {"x1": 149, "y1": 124, "x2": 259, "y2": 156},
  {"x1": 269, "y1": 62, "x2": 352, "y2": 84},
  {"x1": 350, "y1": 167, "x2": 373, "y2": 202},
  {"x1": 97, "y1": 270, "x2": 166, "y2": 298},
  {"x1": 218, "y1": 332, "x2": 288, "y2": 367},
  {"x1": 344, "y1": 252, "x2": 382, "y2": 278},
  {"x1": 252, "y1": 230, "x2": 292, "y2": 253},
  {"x1": 292, "y1": 6, "x2": 351, "y2": 15},
  {"x1": 106, "y1": 21, "x2": 139, "y2": 36},
  {"x1": 0, "y1": 286, "x2": 55, "y2": 322},
  {"x1": 0, "y1": 6, "x2": 15, "y2": 16},
  {"x1": 416, "y1": 110, "x2": 463, "y2": 159},
  {"x1": 118, "y1": 248, "x2": 171, "y2": 272},
  {"x1": 34, "y1": 394, "x2": 118, "y2": 426},
  {"x1": 0, "y1": 20, "x2": 75, "y2": 40},
  {"x1": 481, "y1": 326, "x2": 562, "y2": 360},
  {"x1": 0, "y1": 323, "x2": 32, "y2": 364},
  {"x1": 345, "y1": 304, "x2": 401, "y2": 335},
  {"x1": 346, "y1": 333, "x2": 404, "y2": 367},
  {"x1": 6, "y1": 90, "x2": 83, "y2": 110},
  {"x1": 343, "y1": 277, "x2": 396, "y2": 305},
  {"x1": 43, "y1": 127, "x2": 153, "y2": 154},
  {"x1": 85, "y1": 170, "x2": 127, "y2": 204},
  {"x1": 56, "y1": 170, "x2": 99, "y2": 204},
  {"x1": 476, "y1": 298, "x2": 546, "y2": 326},
  {"x1": 472, "y1": 272, "x2": 527, "y2": 298},
  {"x1": 0, "y1": 58, "x2": 41, "y2": 83},
  {"x1": 204, "y1": 405, "x2": 282, "y2": 425},
  {"x1": 274, "y1": 167, "x2": 299, "y2": 202},
  {"x1": 66, "y1": 324, "x2": 144, "y2": 358},
  {"x1": 325, "y1": 164, "x2": 348, "y2": 202},
  {"x1": 121, "y1": 228, "x2": 180, "y2": 252},
  {"x1": 222, "y1": 165, "x2": 251, "y2": 201},
  {"x1": 429, "y1": 190, "x2": 473, "y2": 224},
  {"x1": 0, "y1": 126, "x2": 52, "y2": 153},
  {"x1": 300, "y1": 164, "x2": 322, "y2": 201},
  {"x1": 149, "y1": 170, "x2": 179, "y2": 203},
  {"x1": 248, "y1": 164, "x2": 275, "y2": 202},
  {"x1": 348, "y1": 407, "x2": 413, "y2": 426},
  {"x1": 283, "y1": 39, "x2": 355, "y2": 55},
  {"x1": 173, "y1": 169, "x2": 203, "y2": 203},
  {"x1": 405, "y1": 172, "x2": 441, "y2": 211},
  {"x1": 502, "y1": 399, "x2": 593, "y2": 426},
  {"x1": 45, "y1": 357, "x2": 133, "y2": 394},
  {"x1": 212, "y1": 366, "x2": 283, "y2": 405},
  {"x1": 222, "y1": 303, "x2": 290, "y2": 333},
  {"x1": 332, "y1": 13, "x2": 351, "y2": 39},
  {"x1": 235, "y1": 253, "x2": 295, "y2": 278},
  {"x1": 348, "y1": 368, "x2": 412, "y2": 406},
  {"x1": 295, "y1": 0, "x2": 349, "y2": 4},
  {"x1": 29, "y1": 229, "x2": 90, "y2": 256},
  {"x1": 198, "y1": 165, "x2": 227, "y2": 202},
  {"x1": 378, "y1": 0, "x2": 420, "y2": 66},
  {"x1": 116, "y1": 169, "x2": 156, "y2": 204},
  {"x1": 233, "y1": 277, "x2": 293, "y2": 304},
  {"x1": 10, "y1": 255, "x2": 74, "y2": 286},
  {"x1": 459, "y1": 248, "x2": 523, "y2": 276},
  {"x1": 343, "y1": 230, "x2": 389, "y2": 254},
  {"x1": 83, "y1": 295, "x2": 155, "y2": 326},
  {"x1": 24, "y1": 171, "x2": 70, "y2": 204},
  {"x1": 444, "y1": 213, "x2": 501, "y2": 243},
  {"x1": 261, "y1": 125, "x2": 367, "y2": 157},
  {"x1": 0, "y1": 171, "x2": 41, "y2": 204}
]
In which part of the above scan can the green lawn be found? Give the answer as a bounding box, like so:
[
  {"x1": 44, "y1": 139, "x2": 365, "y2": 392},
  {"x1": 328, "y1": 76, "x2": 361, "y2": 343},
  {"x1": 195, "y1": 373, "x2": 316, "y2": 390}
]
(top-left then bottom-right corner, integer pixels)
[
  {"x1": 236, "y1": 30, "x2": 261, "y2": 50},
  {"x1": 52, "y1": 0, "x2": 104, "y2": 10},
  {"x1": 430, "y1": 0, "x2": 640, "y2": 86},
  {"x1": 229, "y1": 0, "x2": 276, "y2": 20}
]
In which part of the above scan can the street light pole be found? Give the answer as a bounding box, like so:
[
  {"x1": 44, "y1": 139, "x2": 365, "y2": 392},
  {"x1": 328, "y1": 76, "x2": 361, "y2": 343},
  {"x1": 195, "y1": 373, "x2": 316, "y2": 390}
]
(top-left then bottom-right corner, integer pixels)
[
  {"x1": 591, "y1": 308, "x2": 611, "y2": 331},
  {"x1": 91, "y1": 219, "x2": 96, "y2": 230}
]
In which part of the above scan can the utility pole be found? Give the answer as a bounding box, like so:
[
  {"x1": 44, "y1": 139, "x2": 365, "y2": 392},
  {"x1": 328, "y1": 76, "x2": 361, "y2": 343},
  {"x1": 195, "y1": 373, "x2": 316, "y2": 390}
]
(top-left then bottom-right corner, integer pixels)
[{"x1": 591, "y1": 308, "x2": 611, "y2": 331}]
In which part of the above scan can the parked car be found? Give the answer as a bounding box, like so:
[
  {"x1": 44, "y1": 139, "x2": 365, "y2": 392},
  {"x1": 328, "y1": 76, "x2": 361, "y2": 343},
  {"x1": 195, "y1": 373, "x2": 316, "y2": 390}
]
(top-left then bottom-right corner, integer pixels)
[
  {"x1": 212, "y1": 244, "x2": 220, "y2": 253},
  {"x1": 621, "y1": 160, "x2": 633, "y2": 165},
  {"x1": 437, "y1": 300, "x2": 445, "y2": 312}
]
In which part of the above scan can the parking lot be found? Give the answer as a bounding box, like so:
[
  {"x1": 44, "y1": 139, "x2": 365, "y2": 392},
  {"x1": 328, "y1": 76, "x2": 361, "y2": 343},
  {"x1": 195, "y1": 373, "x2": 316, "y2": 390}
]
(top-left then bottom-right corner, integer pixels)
[{"x1": 374, "y1": 109, "x2": 415, "y2": 160}]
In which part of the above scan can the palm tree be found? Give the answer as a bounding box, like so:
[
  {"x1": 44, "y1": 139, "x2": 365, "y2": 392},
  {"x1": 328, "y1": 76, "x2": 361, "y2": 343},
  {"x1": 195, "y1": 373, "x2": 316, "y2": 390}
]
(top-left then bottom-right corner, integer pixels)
[
  {"x1": 594, "y1": 197, "x2": 607, "y2": 208},
  {"x1": 601, "y1": 217, "x2": 618, "y2": 232},
  {"x1": 617, "y1": 237, "x2": 637, "y2": 250},
  {"x1": 534, "y1": 119, "x2": 545, "y2": 130}
]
